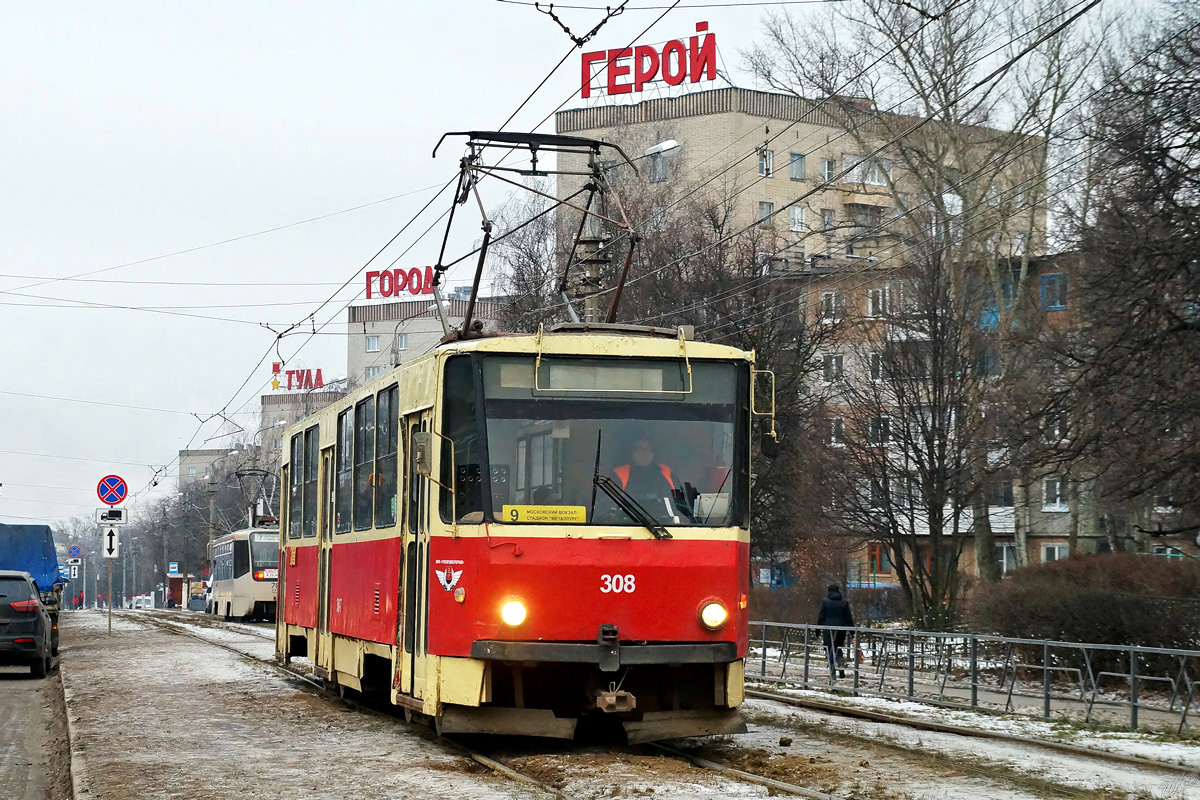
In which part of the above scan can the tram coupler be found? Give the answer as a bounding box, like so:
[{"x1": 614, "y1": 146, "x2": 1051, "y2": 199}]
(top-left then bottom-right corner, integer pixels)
[
  {"x1": 595, "y1": 686, "x2": 636, "y2": 713},
  {"x1": 598, "y1": 624, "x2": 619, "y2": 672}
]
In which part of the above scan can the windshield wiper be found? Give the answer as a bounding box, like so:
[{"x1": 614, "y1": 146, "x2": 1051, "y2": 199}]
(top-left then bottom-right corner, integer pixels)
[{"x1": 593, "y1": 475, "x2": 672, "y2": 540}]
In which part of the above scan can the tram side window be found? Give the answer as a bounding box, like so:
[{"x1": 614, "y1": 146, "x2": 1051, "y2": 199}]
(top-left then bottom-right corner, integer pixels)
[
  {"x1": 288, "y1": 435, "x2": 303, "y2": 539},
  {"x1": 303, "y1": 426, "x2": 319, "y2": 537},
  {"x1": 213, "y1": 543, "x2": 231, "y2": 581},
  {"x1": 233, "y1": 539, "x2": 250, "y2": 578},
  {"x1": 441, "y1": 355, "x2": 484, "y2": 522},
  {"x1": 354, "y1": 397, "x2": 376, "y2": 530},
  {"x1": 408, "y1": 422, "x2": 420, "y2": 534},
  {"x1": 375, "y1": 385, "x2": 399, "y2": 527},
  {"x1": 335, "y1": 410, "x2": 353, "y2": 533}
]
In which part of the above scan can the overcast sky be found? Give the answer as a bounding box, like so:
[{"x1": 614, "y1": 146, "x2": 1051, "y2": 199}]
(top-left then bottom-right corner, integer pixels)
[{"x1": 0, "y1": 0, "x2": 784, "y2": 524}]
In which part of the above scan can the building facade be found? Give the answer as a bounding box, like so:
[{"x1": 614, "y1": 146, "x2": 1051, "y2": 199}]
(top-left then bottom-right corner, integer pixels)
[
  {"x1": 553, "y1": 87, "x2": 1191, "y2": 582},
  {"x1": 346, "y1": 296, "x2": 501, "y2": 385}
]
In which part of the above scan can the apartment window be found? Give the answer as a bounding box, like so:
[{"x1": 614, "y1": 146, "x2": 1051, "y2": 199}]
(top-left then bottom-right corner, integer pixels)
[
  {"x1": 995, "y1": 544, "x2": 1019, "y2": 575},
  {"x1": 759, "y1": 149, "x2": 774, "y2": 177},
  {"x1": 647, "y1": 152, "x2": 668, "y2": 183},
  {"x1": 986, "y1": 473, "x2": 1014, "y2": 507},
  {"x1": 867, "y1": 286, "x2": 889, "y2": 318},
  {"x1": 822, "y1": 354, "x2": 844, "y2": 383},
  {"x1": 789, "y1": 152, "x2": 806, "y2": 180},
  {"x1": 365, "y1": 335, "x2": 380, "y2": 353},
  {"x1": 1152, "y1": 545, "x2": 1184, "y2": 559},
  {"x1": 821, "y1": 208, "x2": 835, "y2": 232},
  {"x1": 868, "y1": 416, "x2": 891, "y2": 445},
  {"x1": 1043, "y1": 544, "x2": 1069, "y2": 562},
  {"x1": 870, "y1": 352, "x2": 885, "y2": 382},
  {"x1": 187, "y1": 467, "x2": 197, "y2": 477},
  {"x1": 1045, "y1": 415, "x2": 1069, "y2": 443},
  {"x1": 821, "y1": 158, "x2": 836, "y2": 182},
  {"x1": 869, "y1": 544, "x2": 892, "y2": 573},
  {"x1": 844, "y1": 154, "x2": 891, "y2": 186},
  {"x1": 905, "y1": 476, "x2": 923, "y2": 507},
  {"x1": 1041, "y1": 274, "x2": 1068, "y2": 310},
  {"x1": 829, "y1": 416, "x2": 845, "y2": 446},
  {"x1": 647, "y1": 203, "x2": 668, "y2": 233},
  {"x1": 758, "y1": 201, "x2": 775, "y2": 227},
  {"x1": 819, "y1": 291, "x2": 844, "y2": 322},
  {"x1": 869, "y1": 479, "x2": 886, "y2": 508},
  {"x1": 1042, "y1": 477, "x2": 1068, "y2": 511},
  {"x1": 789, "y1": 205, "x2": 806, "y2": 232},
  {"x1": 365, "y1": 365, "x2": 383, "y2": 381},
  {"x1": 394, "y1": 333, "x2": 408, "y2": 351},
  {"x1": 1154, "y1": 496, "x2": 1178, "y2": 513}
]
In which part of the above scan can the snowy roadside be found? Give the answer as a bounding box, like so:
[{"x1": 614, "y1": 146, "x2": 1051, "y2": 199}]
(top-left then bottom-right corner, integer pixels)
[
  {"x1": 740, "y1": 695, "x2": 1198, "y2": 799},
  {"x1": 749, "y1": 684, "x2": 1200, "y2": 770},
  {"x1": 58, "y1": 610, "x2": 540, "y2": 800}
]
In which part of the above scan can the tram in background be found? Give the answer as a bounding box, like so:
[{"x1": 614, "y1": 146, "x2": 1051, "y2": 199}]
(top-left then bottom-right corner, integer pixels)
[
  {"x1": 275, "y1": 323, "x2": 774, "y2": 741},
  {"x1": 209, "y1": 526, "x2": 279, "y2": 620}
]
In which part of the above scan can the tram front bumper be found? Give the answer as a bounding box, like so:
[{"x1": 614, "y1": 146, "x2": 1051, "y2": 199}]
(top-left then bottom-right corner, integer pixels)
[{"x1": 470, "y1": 640, "x2": 737, "y2": 669}]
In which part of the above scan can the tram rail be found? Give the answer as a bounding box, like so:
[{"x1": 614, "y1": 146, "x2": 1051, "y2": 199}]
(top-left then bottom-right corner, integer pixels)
[{"x1": 131, "y1": 610, "x2": 841, "y2": 800}]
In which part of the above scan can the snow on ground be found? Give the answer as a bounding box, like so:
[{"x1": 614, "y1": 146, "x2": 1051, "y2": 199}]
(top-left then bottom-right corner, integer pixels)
[
  {"x1": 741, "y1": 696, "x2": 1198, "y2": 799},
  {"x1": 60, "y1": 611, "x2": 541, "y2": 800},
  {"x1": 754, "y1": 685, "x2": 1200, "y2": 770}
]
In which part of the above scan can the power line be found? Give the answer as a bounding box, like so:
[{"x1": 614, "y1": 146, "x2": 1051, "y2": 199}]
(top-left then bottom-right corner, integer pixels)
[
  {"x1": 513, "y1": 0, "x2": 1105, "y2": 321},
  {"x1": 0, "y1": 274, "x2": 349, "y2": 287},
  {"x1": 0, "y1": 390, "x2": 197, "y2": 417},
  {"x1": 0, "y1": 182, "x2": 447, "y2": 297},
  {"x1": 642, "y1": 17, "x2": 1194, "y2": 333},
  {"x1": 0, "y1": 449, "x2": 153, "y2": 467}
]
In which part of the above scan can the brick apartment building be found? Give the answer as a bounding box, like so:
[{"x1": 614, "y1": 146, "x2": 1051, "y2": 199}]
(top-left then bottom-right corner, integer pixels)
[{"x1": 554, "y1": 87, "x2": 1194, "y2": 582}]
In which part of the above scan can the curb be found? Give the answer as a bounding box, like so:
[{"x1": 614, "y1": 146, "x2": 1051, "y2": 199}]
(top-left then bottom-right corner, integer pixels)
[{"x1": 60, "y1": 661, "x2": 90, "y2": 798}]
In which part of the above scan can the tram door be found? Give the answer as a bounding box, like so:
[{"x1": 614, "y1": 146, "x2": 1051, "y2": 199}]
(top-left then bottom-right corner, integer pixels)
[
  {"x1": 315, "y1": 447, "x2": 335, "y2": 674},
  {"x1": 399, "y1": 411, "x2": 432, "y2": 699}
]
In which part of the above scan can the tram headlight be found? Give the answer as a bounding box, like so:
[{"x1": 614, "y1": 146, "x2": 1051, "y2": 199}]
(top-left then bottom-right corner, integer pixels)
[
  {"x1": 699, "y1": 601, "x2": 729, "y2": 631},
  {"x1": 500, "y1": 598, "x2": 527, "y2": 627}
]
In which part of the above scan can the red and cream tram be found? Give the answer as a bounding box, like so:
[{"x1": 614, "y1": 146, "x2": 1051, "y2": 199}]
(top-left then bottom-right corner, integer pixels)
[{"x1": 276, "y1": 324, "x2": 771, "y2": 741}]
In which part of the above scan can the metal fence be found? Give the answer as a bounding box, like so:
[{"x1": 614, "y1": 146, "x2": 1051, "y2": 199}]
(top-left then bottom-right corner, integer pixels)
[{"x1": 747, "y1": 621, "x2": 1200, "y2": 733}]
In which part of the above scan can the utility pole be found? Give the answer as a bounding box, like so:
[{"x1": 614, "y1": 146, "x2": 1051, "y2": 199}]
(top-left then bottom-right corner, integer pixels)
[{"x1": 577, "y1": 236, "x2": 607, "y2": 323}]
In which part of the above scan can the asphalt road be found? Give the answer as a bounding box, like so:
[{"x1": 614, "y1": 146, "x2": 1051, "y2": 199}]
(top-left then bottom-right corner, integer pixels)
[{"x1": 0, "y1": 665, "x2": 52, "y2": 800}]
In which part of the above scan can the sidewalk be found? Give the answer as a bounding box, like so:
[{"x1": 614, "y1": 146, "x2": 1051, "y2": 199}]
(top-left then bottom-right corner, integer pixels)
[{"x1": 60, "y1": 611, "x2": 532, "y2": 800}]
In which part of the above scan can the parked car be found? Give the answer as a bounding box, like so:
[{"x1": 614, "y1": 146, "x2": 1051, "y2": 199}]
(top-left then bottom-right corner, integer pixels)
[{"x1": 0, "y1": 570, "x2": 54, "y2": 678}]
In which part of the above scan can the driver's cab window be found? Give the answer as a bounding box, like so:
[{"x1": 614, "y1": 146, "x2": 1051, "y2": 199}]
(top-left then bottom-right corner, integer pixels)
[{"x1": 478, "y1": 356, "x2": 745, "y2": 528}]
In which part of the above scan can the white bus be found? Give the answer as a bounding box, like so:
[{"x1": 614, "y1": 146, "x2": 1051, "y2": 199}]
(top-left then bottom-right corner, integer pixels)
[{"x1": 208, "y1": 527, "x2": 278, "y2": 620}]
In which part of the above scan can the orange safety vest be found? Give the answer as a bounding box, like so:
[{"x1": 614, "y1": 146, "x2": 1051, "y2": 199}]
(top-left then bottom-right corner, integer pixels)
[{"x1": 614, "y1": 463, "x2": 674, "y2": 490}]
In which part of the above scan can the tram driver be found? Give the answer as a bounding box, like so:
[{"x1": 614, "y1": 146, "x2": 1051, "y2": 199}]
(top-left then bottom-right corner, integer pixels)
[{"x1": 608, "y1": 433, "x2": 700, "y2": 524}]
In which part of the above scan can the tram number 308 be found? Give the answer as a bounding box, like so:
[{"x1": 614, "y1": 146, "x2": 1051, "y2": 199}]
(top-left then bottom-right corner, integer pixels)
[{"x1": 600, "y1": 574, "x2": 636, "y2": 593}]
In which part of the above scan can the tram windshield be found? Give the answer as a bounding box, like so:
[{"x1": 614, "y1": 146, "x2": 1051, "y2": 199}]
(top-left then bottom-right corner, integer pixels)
[
  {"x1": 249, "y1": 532, "x2": 279, "y2": 569},
  {"x1": 441, "y1": 354, "x2": 748, "y2": 528}
]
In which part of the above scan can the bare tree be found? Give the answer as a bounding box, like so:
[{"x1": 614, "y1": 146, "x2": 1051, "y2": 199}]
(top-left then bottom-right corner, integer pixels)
[
  {"x1": 744, "y1": 0, "x2": 1106, "y2": 582},
  {"x1": 1030, "y1": 2, "x2": 1200, "y2": 546}
]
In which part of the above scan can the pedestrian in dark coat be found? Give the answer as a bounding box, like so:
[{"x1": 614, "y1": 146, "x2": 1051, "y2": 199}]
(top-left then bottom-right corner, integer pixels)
[{"x1": 817, "y1": 584, "x2": 855, "y2": 676}]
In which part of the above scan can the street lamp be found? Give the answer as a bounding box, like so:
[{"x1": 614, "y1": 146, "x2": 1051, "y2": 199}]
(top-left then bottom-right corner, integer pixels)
[{"x1": 642, "y1": 139, "x2": 680, "y2": 158}]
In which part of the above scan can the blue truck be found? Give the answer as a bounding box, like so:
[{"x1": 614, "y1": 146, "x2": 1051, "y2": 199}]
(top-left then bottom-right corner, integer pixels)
[{"x1": 0, "y1": 523, "x2": 64, "y2": 596}]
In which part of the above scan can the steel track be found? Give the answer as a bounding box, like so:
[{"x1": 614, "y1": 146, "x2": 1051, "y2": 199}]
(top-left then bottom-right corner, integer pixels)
[{"x1": 132, "y1": 611, "x2": 848, "y2": 799}]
